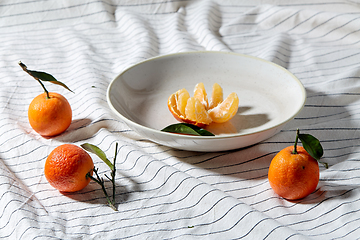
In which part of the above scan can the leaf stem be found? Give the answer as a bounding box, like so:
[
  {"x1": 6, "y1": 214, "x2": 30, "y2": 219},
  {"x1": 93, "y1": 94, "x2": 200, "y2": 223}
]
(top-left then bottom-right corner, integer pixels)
[
  {"x1": 83, "y1": 142, "x2": 120, "y2": 211},
  {"x1": 87, "y1": 169, "x2": 117, "y2": 211},
  {"x1": 322, "y1": 162, "x2": 329, "y2": 168},
  {"x1": 292, "y1": 129, "x2": 300, "y2": 155},
  {"x1": 19, "y1": 61, "x2": 50, "y2": 99},
  {"x1": 112, "y1": 143, "x2": 118, "y2": 203}
]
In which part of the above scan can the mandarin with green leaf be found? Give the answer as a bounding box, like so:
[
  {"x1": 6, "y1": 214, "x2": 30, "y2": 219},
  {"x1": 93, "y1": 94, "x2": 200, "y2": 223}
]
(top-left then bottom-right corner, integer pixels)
[
  {"x1": 268, "y1": 145, "x2": 319, "y2": 200},
  {"x1": 268, "y1": 129, "x2": 325, "y2": 200},
  {"x1": 19, "y1": 62, "x2": 73, "y2": 137}
]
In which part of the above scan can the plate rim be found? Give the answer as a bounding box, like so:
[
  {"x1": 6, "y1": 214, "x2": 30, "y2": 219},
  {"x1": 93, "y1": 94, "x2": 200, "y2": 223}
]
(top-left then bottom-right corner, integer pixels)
[{"x1": 106, "y1": 51, "x2": 306, "y2": 140}]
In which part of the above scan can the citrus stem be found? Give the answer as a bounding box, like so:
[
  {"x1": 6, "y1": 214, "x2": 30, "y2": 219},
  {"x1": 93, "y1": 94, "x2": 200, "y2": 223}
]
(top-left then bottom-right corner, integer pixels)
[
  {"x1": 292, "y1": 129, "x2": 300, "y2": 154},
  {"x1": 112, "y1": 142, "x2": 118, "y2": 203},
  {"x1": 104, "y1": 142, "x2": 118, "y2": 205},
  {"x1": 19, "y1": 61, "x2": 50, "y2": 99},
  {"x1": 87, "y1": 169, "x2": 117, "y2": 211}
]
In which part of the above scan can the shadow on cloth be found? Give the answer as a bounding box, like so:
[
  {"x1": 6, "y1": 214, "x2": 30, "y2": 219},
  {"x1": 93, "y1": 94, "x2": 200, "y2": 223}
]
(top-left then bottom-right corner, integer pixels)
[{"x1": 62, "y1": 172, "x2": 141, "y2": 209}]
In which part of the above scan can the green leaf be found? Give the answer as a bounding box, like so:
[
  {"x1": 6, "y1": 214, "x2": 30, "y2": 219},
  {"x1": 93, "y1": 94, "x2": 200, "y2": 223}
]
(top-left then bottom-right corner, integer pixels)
[
  {"x1": 161, "y1": 123, "x2": 215, "y2": 136},
  {"x1": 298, "y1": 133, "x2": 324, "y2": 161},
  {"x1": 27, "y1": 70, "x2": 74, "y2": 93},
  {"x1": 81, "y1": 143, "x2": 114, "y2": 171}
]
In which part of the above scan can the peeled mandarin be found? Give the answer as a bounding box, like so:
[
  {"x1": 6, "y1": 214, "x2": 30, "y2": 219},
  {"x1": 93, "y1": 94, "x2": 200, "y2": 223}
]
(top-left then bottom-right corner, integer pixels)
[{"x1": 167, "y1": 82, "x2": 239, "y2": 127}]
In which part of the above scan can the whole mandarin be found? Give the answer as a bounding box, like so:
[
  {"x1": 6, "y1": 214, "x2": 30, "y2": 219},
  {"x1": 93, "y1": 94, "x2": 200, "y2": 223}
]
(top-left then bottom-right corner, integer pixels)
[
  {"x1": 28, "y1": 92, "x2": 72, "y2": 137},
  {"x1": 268, "y1": 146, "x2": 319, "y2": 200},
  {"x1": 45, "y1": 144, "x2": 94, "y2": 192}
]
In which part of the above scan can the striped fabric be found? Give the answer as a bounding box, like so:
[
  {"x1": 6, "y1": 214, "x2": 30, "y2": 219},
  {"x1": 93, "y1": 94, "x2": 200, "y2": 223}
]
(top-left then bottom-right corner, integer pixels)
[{"x1": 1, "y1": 0, "x2": 360, "y2": 239}]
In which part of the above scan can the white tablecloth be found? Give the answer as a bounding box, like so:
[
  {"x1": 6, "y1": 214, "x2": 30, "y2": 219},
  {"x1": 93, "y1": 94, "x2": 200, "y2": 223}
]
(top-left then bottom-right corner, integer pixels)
[{"x1": 1, "y1": 0, "x2": 360, "y2": 239}]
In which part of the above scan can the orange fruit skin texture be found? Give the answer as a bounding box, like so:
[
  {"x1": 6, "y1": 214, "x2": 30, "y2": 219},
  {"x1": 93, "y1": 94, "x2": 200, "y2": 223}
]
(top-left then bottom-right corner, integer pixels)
[
  {"x1": 28, "y1": 92, "x2": 72, "y2": 137},
  {"x1": 268, "y1": 146, "x2": 319, "y2": 200},
  {"x1": 44, "y1": 144, "x2": 94, "y2": 192}
]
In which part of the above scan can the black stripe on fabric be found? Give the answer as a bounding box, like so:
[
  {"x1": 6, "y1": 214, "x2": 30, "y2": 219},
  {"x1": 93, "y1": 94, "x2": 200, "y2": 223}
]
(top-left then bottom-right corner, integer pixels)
[
  {"x1": 1, "y1": 1, "x2": 360, "y2": 239},
  {"x1": 262, "y1": 190, "x2": 357, "y2": 239}
]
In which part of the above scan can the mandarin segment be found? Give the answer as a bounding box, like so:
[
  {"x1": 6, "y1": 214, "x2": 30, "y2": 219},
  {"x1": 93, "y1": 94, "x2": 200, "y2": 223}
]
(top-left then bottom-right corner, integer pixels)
[
  {"x1": 167, "y1": 82, "x2": 239, "y2": 127},
  {"x1": 168, "y1": 93, "x2": 178, "y2": 114},
  {"x1": 209, "y1": 92, "x2": 239, "y2": 123},
  {"x1": 176, "y1": 88, "x2": 190, "y2": 116},
  {"x1": 168, "y1": 89, "x2": 189, "y2": 122},
  {"x1": 193, "y1": 82, "x2": 208, "y2": 109},
  {"x1": 209, "y1": 83, "x2": 223, "y2": 109}
]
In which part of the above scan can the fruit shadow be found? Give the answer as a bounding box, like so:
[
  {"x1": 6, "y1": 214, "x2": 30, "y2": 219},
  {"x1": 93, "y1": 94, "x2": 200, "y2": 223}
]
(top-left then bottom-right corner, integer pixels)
[
  {"x1": 161, "y1": 144, "x2": 275, "y2": 183},
  {"x1": 205, "y1": 106, "x2": 270, "y2": 135},
  {"x1": 63, "y1": 172, "x2": 140, "y2": 209},
  {"x1": 39, "y1": 118, "x2": 93, "y2": 142},
  {"x1": 63, "y1": 118, "x2": 94, "y2": 140},
  {"x1": 285, "y1": 183, "x2": 358, "y2": 204},
  {"x1": 62, "y1": 181, "x2": 128, "y2": 208},
  {"x1": 53, "y1": 118, "x2": 113, "y2": 143}
]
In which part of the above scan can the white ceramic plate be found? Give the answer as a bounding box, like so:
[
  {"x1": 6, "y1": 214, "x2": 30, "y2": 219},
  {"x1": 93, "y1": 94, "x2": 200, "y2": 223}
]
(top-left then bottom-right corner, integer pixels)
[{"x1": 107, "y1": 51, "x2": 306, "y2": 152}]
